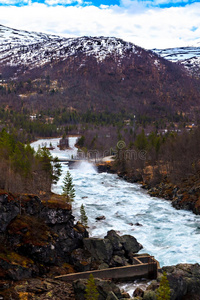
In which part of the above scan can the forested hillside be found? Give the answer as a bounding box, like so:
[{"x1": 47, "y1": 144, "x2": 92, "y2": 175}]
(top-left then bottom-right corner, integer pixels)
[
  {"x1": 0, "y1": 129, "x2": 61, "y2": 194},
  {"x1": 0, "y1": 24, "x2": 200, "y2": 128}
]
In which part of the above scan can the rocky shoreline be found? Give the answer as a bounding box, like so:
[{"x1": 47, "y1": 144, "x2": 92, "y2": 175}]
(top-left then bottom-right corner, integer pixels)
[
  {"x1": 1, "y1": 189, "x2": 200, "y2": 299},
  {"x1": 0, "y1": 190, "x2": 143, "y2": 299},
  {"x1": 144, "y1": 176, "x2": 200, "y2": 215},
  {"x1": 97, "y1": 162, "x2": 200, "y2": 215},
  {"x1": 73, "y1": 263, "x2": 200, "y2": 300}
]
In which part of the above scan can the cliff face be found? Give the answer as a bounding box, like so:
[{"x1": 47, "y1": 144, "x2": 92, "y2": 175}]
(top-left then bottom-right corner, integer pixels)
[
  {"x1": 0, "y1": 190, "x2": 143, "y2": 281},
  {"x1": 0, "y1": 191, "x2": 144, "y2": 299},
  {"x1": 0, "y1": 192, "x2": 88, "y2": 281}
]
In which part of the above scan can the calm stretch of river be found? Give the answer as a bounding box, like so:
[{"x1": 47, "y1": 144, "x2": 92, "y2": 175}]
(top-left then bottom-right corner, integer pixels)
[{"x1": 31, "y1": 137, "x2": 200, "y2": 268}]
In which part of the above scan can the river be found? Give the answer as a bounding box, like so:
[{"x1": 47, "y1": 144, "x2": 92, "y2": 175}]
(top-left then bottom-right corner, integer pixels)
[{"x1": 31, "y1": 137, "x2": 200, "y2": 268}]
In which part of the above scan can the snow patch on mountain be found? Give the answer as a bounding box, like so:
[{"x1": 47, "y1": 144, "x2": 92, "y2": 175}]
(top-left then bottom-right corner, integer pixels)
[
  {"x1": 152, "y1": 46, "x2": 200, "y2": 75},
  {"x1": 0, "y1": 24, "x2": 137, "y2": 72}
]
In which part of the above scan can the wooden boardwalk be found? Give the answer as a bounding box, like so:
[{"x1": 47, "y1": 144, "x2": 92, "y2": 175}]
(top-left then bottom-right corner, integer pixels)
[{"x1": 55, "y1": 255, "x2": 159, "y2": 282}]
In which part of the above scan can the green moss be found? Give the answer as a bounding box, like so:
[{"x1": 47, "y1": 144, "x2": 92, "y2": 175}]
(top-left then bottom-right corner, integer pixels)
[
  {"x1": 42, "y1": 193, "x2": 71, "y2": 210},
  {"x1": 7, "y1": 215, "x2": 54, "y2": 246},
  {"x1": 0, "y1": 247, "x2": 34, "y2": 268}
]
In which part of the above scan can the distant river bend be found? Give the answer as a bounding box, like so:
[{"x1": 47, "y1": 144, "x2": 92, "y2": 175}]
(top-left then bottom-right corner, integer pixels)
[{"x1": 31, "y1": 137, "x2": 200, "y2": 267}]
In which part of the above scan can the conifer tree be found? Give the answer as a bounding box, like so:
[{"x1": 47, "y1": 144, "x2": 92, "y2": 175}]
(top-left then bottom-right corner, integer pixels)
[
  {"x1": 62, "y1": 170, "x2": 75, "y2": 203},
  {"x1": 85, "y1": 274, "x2": 99, "y2": 300},
  {"x1": 80, "y1": 204, "x2": 88, "y2": 227},
  {"x1": 156, "y1": 272, "x2": 170, "y2": 300}
]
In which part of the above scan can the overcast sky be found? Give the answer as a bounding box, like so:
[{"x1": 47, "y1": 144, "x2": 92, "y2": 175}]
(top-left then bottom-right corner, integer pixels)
[{"x1": 0, "y1": 0, "x2": 199, "y2": 49}]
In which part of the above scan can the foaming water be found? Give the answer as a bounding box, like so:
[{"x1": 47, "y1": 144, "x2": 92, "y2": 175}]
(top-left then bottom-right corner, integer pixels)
[
  {"x1": 72, "y1": 161, "x2": 97, "y2": 174},
  {"x1": 31, "y1": 138, "x2": 200, "y2": 267}
]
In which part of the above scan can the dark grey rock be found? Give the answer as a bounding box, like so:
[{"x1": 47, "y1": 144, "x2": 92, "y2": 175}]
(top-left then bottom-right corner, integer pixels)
[
  {"x1": 163, "y1": 263, "x2": 200, "y2": 300},
  {"x1": 73, "y1": 278, "x2": 124, "y2": 300},
  {"x1": 96, "y1": 278, "x2": 123, "y2": 299},
  {"x1": 105, "y1": 230, "x2": 123, "y2": 251},
  {"x1": 0, "y1": 192, "x2": 89, "y2": 280},
  {"x1": 82, "y1": 230, "x2": 142, "y2": 268},
  {"x1": 0, "y1": 258, "x2": 37, "y2": 281},
  {"x1": 83, "y1": 238, "x2": 113, "y2": 264},
  {"x1": 110, "y1": 255, "x2": 128, "y2": 267},
  {"x1": 98, "y1": 262, "x2": 109, "y2": 270},
  {"x1": 41, "y1": 207, "x2": 73, "y2": 225},
  {"x1": 70, "y1": 248, "x2": 92, "y2": 272},
  {"x1": 96, "y1": 216, "x2": 106, "y2": 221},
  {"x1": 121, "y1": 235, "x2": 143, "y2": 254},
  {"x1": 0, "y1": 196, "x2": 19, "y2": 232},
  {"x1": 144, "y1": 264, "x2": 200, "y2": 300}
]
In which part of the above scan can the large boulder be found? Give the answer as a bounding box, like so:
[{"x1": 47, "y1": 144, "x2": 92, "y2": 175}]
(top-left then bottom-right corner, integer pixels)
[
  {"x1": 144, "y1": 263, "x2": 200, "y2": 300},
  {"x1": 104, "y1": 230, "x2": 123, "y2": 252},
  {"x1": 83, "y1": 238, "x2": 113, "y2": 264},
  {"x1": 105, "y1": 230, "x2": 142, "y2": 255},
  {"x1": 121, "y1": 234, "x2": 143, "y2": 254},
  {"x1": 163, "y1": 263, "x2": 200, "y2": 300},
  {"x1": 83, "y1": 230, "x2": 142, "y2": 269}
]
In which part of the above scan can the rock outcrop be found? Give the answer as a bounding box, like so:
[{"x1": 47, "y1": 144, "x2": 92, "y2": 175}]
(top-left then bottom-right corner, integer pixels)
[
  {"x1": 2, "y1": 190, "x2": 200, "y2": 300},
  {"x1": 0, "y1": 190, "x2": 143, "y2": 300},
  {"x1": 70, "y1": 230, "x2": 143, "y2": 271},
  {"x1": 136, "y1": 263, "x2": 200, "y2": 300},
  {"x1": 0, "y1": 192, "x2": 88, "y2": 281},
  {"x1": 146, "y1": 176, "x2": 200, "y2": 215},
  {"x1": 0, "y1": 278, "x2": 75, "y2": 300},
  {"x1": 163, "y1": 263, "x2": 200, "y2": 300},
  {"x1": 6, "y1": 189, "x2": 196, "y2": 300}
]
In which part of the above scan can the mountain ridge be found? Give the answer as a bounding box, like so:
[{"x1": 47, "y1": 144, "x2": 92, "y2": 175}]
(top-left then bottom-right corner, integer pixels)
[
  {"x1": 0, "y1": 24, "x2": 140, "y2": 75},
  {"x1": 0, "y1": 24, "x2": 200, "y2": 122},
  {"x1": 152, "y1": 46, "x2": 200, "y2": 76},
  {"x1": 1, "y1": 23, "x2": 200, "y2": 78}
]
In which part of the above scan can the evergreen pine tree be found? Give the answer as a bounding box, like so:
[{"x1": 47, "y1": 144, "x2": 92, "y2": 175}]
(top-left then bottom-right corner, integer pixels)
[
  {"x1": 62, "y1": 170, "x2": 75, "y2": 203},
  {"x1": 156, "y1": 272, "x2": 170, "y2": 300},
  {"x1": 85, "y1": 274, "x2": 99, "y2": 300},
  {"x1": 80, "y1": 204, "x2": 88, "y2": 227}
]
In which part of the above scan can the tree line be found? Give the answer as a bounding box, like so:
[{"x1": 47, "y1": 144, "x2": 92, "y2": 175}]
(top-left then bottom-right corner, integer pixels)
[
  {"x1": 115, "y1": 127, "x2": 200, "y2": 186},
  {"x1": 0, "y1": 128, "x2": 61, "y2": 195}
]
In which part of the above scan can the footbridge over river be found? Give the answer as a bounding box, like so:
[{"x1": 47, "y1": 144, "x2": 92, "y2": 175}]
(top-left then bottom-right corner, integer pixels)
[
  {"x1": 55, "y1": 255, "x2": 159, "y2": 282},
  {"x1": 58, "y1": 156, "x2": 113, "y2": 167}
]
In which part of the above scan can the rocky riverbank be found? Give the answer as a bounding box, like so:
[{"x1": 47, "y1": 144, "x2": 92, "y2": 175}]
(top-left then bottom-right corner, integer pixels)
[
  {"x1": 134, "y1": 263, "x2": 200, "y2": 300},
  {"x1": 2, "y1": 262, "x2": 200, "y2": 299},
  {"x1": 1, "y1": 190, "x2": 200, "y2": 299},
  {"x1": 97, "y1": 161, "x2": 200, "y2": 215},
  {"x1": 0, "y1": 191, "x2": 86, "y2": 299},
  {"x1": 0, "y1": 190, "x2": 145, "y2": 299},
  {"x1": 143, "y1": 174, "x2": 200, "y2": 215}
]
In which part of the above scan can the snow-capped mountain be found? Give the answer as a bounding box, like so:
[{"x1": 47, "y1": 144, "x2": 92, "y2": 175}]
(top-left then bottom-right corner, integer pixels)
[
  {"x1": 152, "y1": 46, "x2": 200, "y2": 76},
  {"x1": 1, "y1": 23, "x2": 200, "y2": 77},
  {"x1": 0, "y1": 24, "x2": 138, "y2": 72},
  {"x1": 0, "y1": 23, "x2": 200, "y2": 119}
]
